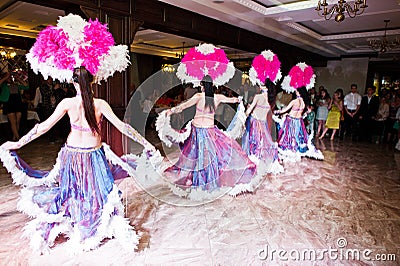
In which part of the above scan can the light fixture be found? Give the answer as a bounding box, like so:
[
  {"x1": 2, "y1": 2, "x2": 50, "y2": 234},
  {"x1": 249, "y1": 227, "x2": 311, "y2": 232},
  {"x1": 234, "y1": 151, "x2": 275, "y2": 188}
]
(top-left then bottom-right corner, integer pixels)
[
  {"x1": 242, "y1": 71, "x2": 249, "y2": 80},
  {"x1": 0, "y1": 47, "x2": 17, "y2": 60},
  {"x1": 161, "y1": 64, "x2": 175, "y2": 73},
  {"x1": 176, "y1": 42, "x2": 185, "y2": 59},
  {"x1": 369, "y1": 20, "x2": 400, "y2": 54},
  {"x1": 315, "y1": 0, "x2": 368, "y2": 23}
]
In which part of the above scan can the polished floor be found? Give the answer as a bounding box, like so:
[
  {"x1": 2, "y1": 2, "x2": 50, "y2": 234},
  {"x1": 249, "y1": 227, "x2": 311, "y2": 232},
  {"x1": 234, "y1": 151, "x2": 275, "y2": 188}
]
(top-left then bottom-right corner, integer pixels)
[{"x1": 0, "y1": 134, "x2": 399, "y2": 265}]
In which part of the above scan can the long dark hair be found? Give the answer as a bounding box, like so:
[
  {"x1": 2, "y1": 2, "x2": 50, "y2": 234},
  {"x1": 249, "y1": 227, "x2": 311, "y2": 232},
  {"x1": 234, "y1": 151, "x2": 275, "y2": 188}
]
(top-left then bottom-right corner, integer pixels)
[
  {"x1": 297, "y1": 86, "x2": 311, "y2": 106},
  {"x1": 264, "y1": 78, "x2": 276, "y2": 107},
  {"x1": 201, "y1": 75, "x2": 215, "y2": 112},
  {"x1": 73, "y1": 66, "x2": 100, "y2": 135},
  {"x1": 319, "y1": 88, "x2": 330, "y2": 100}
]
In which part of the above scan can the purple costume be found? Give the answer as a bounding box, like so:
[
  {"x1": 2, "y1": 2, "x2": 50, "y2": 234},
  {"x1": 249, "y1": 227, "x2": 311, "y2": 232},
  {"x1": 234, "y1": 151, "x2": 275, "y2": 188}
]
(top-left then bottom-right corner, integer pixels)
[
  {"x1": 159, "y1": 104, "x2": 261, "y2": 199},
  {"x1": 0, "y1": 142, "x2": 144, "y2": 253},
  {"x1": 242, "y1": 115, "x2": 283, "y2": 174},
  {"x1": 277, "y1": 115, "x2": 324, "y2": 161}
]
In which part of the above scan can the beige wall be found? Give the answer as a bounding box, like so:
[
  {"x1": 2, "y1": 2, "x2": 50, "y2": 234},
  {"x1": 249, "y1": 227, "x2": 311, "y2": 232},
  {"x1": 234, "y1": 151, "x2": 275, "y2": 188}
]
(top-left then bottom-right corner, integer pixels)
[{"x1": 314, "y1": 57, "x2": 369, "y2": 96}]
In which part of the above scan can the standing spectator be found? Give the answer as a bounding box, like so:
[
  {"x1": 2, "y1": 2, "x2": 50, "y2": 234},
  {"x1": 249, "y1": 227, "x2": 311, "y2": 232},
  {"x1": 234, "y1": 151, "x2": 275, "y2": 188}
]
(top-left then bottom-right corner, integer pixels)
[
  {"x1": 156, "y1": 93, "x2": 174, "y2": 107},
  {"x1": 275, "y1": 90, "x2": 292, "y2": 110},
  {"x1": 395, "y1": 107, "x2": 400, "y2": 151},
  {"x1": 243, "y1": 82, "x2": 252, "y2": 106},
  {"x1": 34, "y1": 77, "x2": 57, "y2": 122},
  {"x1": 341, "y1": 84, "x2": 362, "y2": 140},
  {"x1": 358, "y1": 86, "x2": 379, "y2": 142},
  {"x1": 143, "y1": 93, "x2": 158, "y2": 129},
  {"x1": 316, "y1": 87, "x2": 331, "y2": 137},
  {"x1": 214, "y1": 87, "x2": 225, "y2": 128},
  {"x1": 304, "y1": 104, "x2": 316, "y2": 135},
  {"x1": 335, "y1": 88, "x2": 345, "y2": 138},
  {"x1": 53, "y1": 81, "x2": 68, "y2": 141},
  {"x1": 304, "y1": 87, "x2": 317, "y2": 135},
  {"x1": 33, "y1": 77, "x2": 59, "y2": 142},
  {"x1": 309, "y1": 87, "x2": 317, "y2": 108},
  {"x1": 0, "y1": 72, "x2": 29, "y2": 141},
  {"x1": 386, "y1": 91, "x2": 400, "y2": 143},
  {"x1": 373, "y1": 96, "x2": 389, "y2": 144},
  {"x1": 319, "y1": 90, "x2": 343, "y2": 141}
]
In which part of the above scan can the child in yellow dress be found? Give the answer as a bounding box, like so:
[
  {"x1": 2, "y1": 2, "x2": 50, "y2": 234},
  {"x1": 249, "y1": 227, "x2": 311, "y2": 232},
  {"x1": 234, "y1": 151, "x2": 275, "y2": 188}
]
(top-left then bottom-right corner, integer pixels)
[{"x1": 319, "y1": 90, "x2": 343, "y2": 140}]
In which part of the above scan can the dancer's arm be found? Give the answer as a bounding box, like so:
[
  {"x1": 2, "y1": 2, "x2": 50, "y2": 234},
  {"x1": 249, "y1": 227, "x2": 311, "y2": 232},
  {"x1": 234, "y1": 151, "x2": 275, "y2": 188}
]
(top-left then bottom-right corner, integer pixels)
[
  {"x1": 274, "y1": 100, "x2": 294, "y2": 115},
  {"x1": 245, "y1": 96, "x2": 258, "y2": 116},
  {"x1": 98, "y1": 99, "x2": 155, "y2": 151},
  {"x1": 167, "y1": 93, "x2": 200, "y2": 115},
  {"x1": 1, "y1": 99, "x2": 69, "y2": 150},
  {"x1": 217, "y1": 94, "x2": 240, "y2": 104}
]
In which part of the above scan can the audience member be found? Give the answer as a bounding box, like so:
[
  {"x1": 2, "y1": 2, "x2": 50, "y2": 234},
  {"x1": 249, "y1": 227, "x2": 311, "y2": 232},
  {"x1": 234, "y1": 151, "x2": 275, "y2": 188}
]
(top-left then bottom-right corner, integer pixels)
[
  {"x1": 341, "y1": 84, "x2": 362, "y2": 140},
  {"x1": 0, "y1": 72, "x2": 29, "y2": 141},
  {"x1": 316, "y1": 87, "x2": 331, "y2": 136},
  {"x1": 373, "y1": 95, "x2": 389, "y2": 144},
  {"x1": 358, "y1": 86, "x2": 379, "y2": 142}
]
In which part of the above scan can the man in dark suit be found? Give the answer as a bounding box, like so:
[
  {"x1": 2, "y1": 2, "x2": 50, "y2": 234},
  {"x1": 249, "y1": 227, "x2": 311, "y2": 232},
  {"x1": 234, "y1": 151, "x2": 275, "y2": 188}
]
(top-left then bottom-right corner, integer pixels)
[{"x1": 358, "y1": 86, "x2": 379, "y2": 142}]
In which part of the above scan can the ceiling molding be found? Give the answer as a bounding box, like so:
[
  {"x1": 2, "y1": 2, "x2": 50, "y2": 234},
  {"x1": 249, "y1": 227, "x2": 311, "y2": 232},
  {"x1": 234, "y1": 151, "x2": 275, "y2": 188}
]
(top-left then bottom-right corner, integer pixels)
[
  {"x1": 233, "y1": 0, "x2": 315, "y2": 16},
  {"x1": 0, "y1": 26, "x2": 38, "y2": 38},
  {"x1": 321, "y1": 29, "x2": 400, "y2": 41}
]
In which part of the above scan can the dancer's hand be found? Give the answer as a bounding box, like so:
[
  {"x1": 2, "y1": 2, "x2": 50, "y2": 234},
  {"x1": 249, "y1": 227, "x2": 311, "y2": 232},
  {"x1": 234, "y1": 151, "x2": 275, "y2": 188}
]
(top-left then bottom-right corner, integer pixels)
[
  {"x1": 166, "y1": 109, "x2": 172, "y2": 116},
  {"x1": 0, "y1": 141, "x2": 21, "y2": 150},
  {"x1": 145, "y1": 143, "x2": 156, "y2": 153}
]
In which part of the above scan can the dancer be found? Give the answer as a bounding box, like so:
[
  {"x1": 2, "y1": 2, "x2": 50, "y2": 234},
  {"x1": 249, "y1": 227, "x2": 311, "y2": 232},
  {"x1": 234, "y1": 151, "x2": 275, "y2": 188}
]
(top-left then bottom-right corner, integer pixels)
[
  {"x1": 0, "y1": 14, "x2": 158, "y2": 253},
  {"x1": 274, "y1": 63, "x2": 324, "y2": 161},
  {"x1": 158, "y1": 75, "x2": 259, "y2": 200},
  {"x1": 0, "y1": 66, "x2": 157, "y2": 253},
  {"x1": 242, "y1": 50, "x2": 283, "y2": 174}
]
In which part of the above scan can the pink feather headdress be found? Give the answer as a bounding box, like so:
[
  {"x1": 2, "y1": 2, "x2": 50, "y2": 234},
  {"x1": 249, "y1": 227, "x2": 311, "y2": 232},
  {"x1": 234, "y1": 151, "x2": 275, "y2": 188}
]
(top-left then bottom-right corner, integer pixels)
[
  {"x1": 176, "y1": 43, "x2": 235, "y2": 86},
  {"x1": 249, "y1": 50, "x2": 282, "y2": 86},
  {"x1": 26, "y1": 14, "x2": 130, "y2": 82},
  {"x1": 281, "y1": 62, "x2": 316, "y2": 93}
]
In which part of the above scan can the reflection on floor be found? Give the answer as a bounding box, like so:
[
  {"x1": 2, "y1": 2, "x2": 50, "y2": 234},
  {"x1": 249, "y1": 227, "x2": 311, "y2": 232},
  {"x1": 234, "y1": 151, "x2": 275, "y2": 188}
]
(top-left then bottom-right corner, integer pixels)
[{"x1": 0, "y1": 135, "x2": 399, "y2": 265}]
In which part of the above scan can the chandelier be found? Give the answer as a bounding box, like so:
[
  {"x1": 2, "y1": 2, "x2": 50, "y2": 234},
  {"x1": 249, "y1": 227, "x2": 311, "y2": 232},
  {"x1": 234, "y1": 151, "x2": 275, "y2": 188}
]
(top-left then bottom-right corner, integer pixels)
[
  {"x1": 0, "y1": 47, "x2": 17, "y2": 60},
  {"x1": 369, "y1": 20, "x2": 400, "y2": 54},
  {"x1": 161, "y1": 64, "x2": 175, "y2": 73},
  {"x1": 176, "y1": 42, "x2": 185, "y2": 59},
  {"x1": 315, "y1": 0, "x2": 368, "y2": 23}
]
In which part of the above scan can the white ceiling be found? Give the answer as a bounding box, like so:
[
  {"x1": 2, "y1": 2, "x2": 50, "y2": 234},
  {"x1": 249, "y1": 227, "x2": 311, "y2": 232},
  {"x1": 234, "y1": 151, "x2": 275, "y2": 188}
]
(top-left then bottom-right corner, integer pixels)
[
  {"x1": 1, "y1": 0, "x2": 400, "y2": 61},
  {"x1": 158, "y1": 0, "x2": 400, "y2": 59}
]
